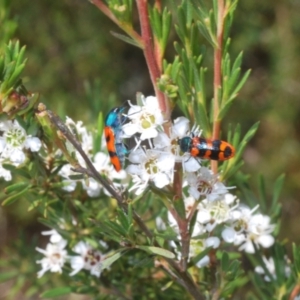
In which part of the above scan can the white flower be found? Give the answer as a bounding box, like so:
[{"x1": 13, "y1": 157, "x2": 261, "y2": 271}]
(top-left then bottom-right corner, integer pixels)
[
  {"x1": 172, "y1": 117, "x2": 190, "y2": 138},
  {"x1": 189, "y1": 238, "x2": 219, "y2": 268},
  {"x1": 122, "y1": 96, "x2": 164, "y2": 140},
  {"x1": 197, "y1": 193, "x2": 238, "y2": 232},
  {"x1": 58, "y1": 164, "x2": 77, "y2": 192},
  {"x1": 64, "y1": 117, "x2": 94, "y2": 168},
  {"x1": 0, "y1": 163, "x2": 11, "y2": 181},
  {"x1": 36, "y1": 239, "x2": 68, "y2": 278},
  {"x1": 24, "y1": 137, "x2": 42, "y2": 152},
  {"x1": 185, "y1": 167, "x2": 228, "y2": 200},
  {"x1": 126, "y1": 148, "x2": 174, "y2": 195},
  {"x1": 205, "y1": 236, "x2": 221, "y2": 249},
  {"x1": 223, "y1": 205, "x2": 275, "y2": 253},
  {"x1": 196, "y1": 255, "x2": 210, "y2": 268},
  {"x1": 182, "y1": 154, "x2": 201, "y2": 172},
  {"x1": 69, "y1": 241, "x2": 106, "y2": 277},
  {"x1": 153, "y1": 116, "x2": 190, "y2": 152},
  {"x1": 255, "y1": 256, "x2": 291, "y2": 282},
  {"x1": 83, "y1": 152, "x2": 127, "y2": 197},
  {"x1": 0, "y1": 120, "x2": 41, "y2": 166},
  {"x1": 41, "y1": 229, "x2": 64, "y2": 244},
  {"x1": 59, "y1": 151, "x2": 127, "y2": 196},
  {"x1": 238, "y1": 213, "x2": 275, "y2": 253},
  {"x1": 65, "y1": 117, "x2": 93, "y2": 156},
  {"x1": 82, "y1": 177, "x2": 101, "y2": 197}
]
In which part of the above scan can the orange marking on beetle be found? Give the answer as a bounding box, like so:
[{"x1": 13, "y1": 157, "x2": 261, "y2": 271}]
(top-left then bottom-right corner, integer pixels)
[{"x1": 104, "y1": 126, "x2": 122, "y2": 172}]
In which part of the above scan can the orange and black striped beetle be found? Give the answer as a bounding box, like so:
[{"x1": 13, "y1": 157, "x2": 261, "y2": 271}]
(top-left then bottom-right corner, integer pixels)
[
  {"x1": 178, "y1": 135, "x2": 235, "y2": 161},
  {"x1": 104, "y1": 106, "x2": 128, "y2": 171}
]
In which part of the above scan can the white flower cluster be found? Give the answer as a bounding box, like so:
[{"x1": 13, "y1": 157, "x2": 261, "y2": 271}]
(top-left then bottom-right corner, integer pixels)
[
  {"x1": 58, "y1": 117, "x2": 126, "y2": 197},
  {"x1": 36, "y1": 228, "x2": 107, "y2": 278},
  {"x1": 0, "y1": 120, "x2": 41, "y2": 181},
  {"x1": 121, "y1": 95, "x2": 275, "y2": 262},
  {"x1": 55, "y1": 95, "x2": 275, "y2": 267},
  {"x1": 166, "y1": 191, "x2": 275, "y2": 267}
]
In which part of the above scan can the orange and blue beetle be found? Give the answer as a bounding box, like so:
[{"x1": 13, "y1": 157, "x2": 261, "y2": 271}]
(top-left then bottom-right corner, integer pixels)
[
  {"x1": 104, "y1": 106, "x2": 128, "y2": 171},
  {"x1": 178, "y1": 134, "x2": 235, "y2": 161}
]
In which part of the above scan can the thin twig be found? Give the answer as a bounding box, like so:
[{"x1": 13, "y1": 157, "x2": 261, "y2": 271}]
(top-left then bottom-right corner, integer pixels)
[
  {"x1": 211, "y1": 0, "x2": 225, "y2": 174},
  {"x1": 156, "y1": 258, "x2": 187, "y2": 289},
  {"x1": 47, "y1": 109, "x2": 124, "y2": 202},
  {"x1": 46, "y1": 109, "x2": 156, "y2": 241},
  {"x1": 92, "y1": 0, "x2": 144, "y2": 47},
  {"x1": 135, "y1": 0, "x2": 170, "y2": 117}
]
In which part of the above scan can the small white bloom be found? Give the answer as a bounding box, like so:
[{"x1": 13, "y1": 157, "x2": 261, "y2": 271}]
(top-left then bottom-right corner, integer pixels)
[
  {"x1": 24, "y1": 137, "x2": 42, "y2": 152},
  {"x1": 222, "y1": 227, "x2": 236, "y2": 243},
  {"x1": 41, "y1": 229, "x2": 64, "y2": 244},
  {"x1": 82, "y1": 177, "x2": 101, "y2": 198},
  {"x1": 58, "y1": 164, "x2": 78, "y2": 192},
  {"x1": 69, "y1": 241, "x2": 106, "y2": 277},
  {"x1": 36, "y1": 239, "x2": 68, "y2": 278},
  {"x1": 65, "y1": 117, "x2": 93, "y2": 157},
  {"x1": 0, "y1": 164, "x2": 12, "y2": 181},
  {"x1": 155, "y1": 216, "x2": 167, "y2": 231},
  {"x1": 225, "y1": 205, "x2": 275, "y2": 253},
  {"x1": 127, "y1": 148, "x2": 174, "y2": 195},
  {"x1": 189, "y1": 239, "x2": 210, "y2": 268},
  {"x1": 255, "y1": 256, "x2": 290, "y2": 282},
  {"x1": 205, "y1": 236, "x2": 220, "y2": 249},
  {"x1": 196, "y1": 255, "x2": 210, "y2": 268},
  {"x1": 122, "y1": 96, "x2": 164, "y2": 140},
  {"x1": 172, "y1": 117, "x2": 190, "y2": 138},
  {"x1": 197, "y1": 193, "x2": 238, "y2": 231},
  {"x1": 0, "y1": 120, "x2": 41, "y2": 166}
]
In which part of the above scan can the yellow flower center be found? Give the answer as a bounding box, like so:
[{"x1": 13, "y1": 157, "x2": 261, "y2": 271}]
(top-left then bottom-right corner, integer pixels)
[{"x1": 5, "y1": 128, "x2": 26, "y2": 147}]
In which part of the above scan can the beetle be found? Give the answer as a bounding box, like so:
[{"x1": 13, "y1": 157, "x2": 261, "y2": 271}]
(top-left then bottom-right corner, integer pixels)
[
  {"x1": 178, "y1": 135, "x2": 235, "y2": 161},
  {"x1": 104, "y1": 106, "x2": 128, "y2": 171}
]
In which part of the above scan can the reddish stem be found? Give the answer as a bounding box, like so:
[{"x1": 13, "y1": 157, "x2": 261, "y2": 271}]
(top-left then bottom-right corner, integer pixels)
[
  {"x1": 211, "y1": 0, "x2": 225, "y2": 174},
  {"x1": 136, "y1": 0, "x2": 169, "y2": 117}
]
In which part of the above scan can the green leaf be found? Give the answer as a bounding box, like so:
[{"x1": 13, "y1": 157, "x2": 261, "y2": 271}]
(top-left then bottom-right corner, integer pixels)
[
  {"x1": 231, "y1": 69, "x2": 251, "y2": 96},
  {"x1": 161, "y1": 8, "x2": 172, "y2": 52},
  {"x1": 221, "y1": 251, "x2": 230, "y2": 271},
  {"x1": 137, "y1": 246, "x2": 175, "y2": 259},
  {"x1": 271, "y1": 174, "x2": 285, "y2": 211},
  {"x1": 95, "y1": 111, "x2": 104, "y2": 152},
  {"x1": 15, "y1": 45, "x2": 26, "y2": 66},
  {"x1": 258, "y1": 174, "x2": 267, "y2": 212},
  {"x1": 101, "y1": 250, "x2": 124, "y2": 270},
  {"x1": 2, "y1": 185, "x2": 31, "y2": 206},
  {"x1": 117, "y1": 211, "x2": 129, "y2": 232},
  {"x1": 4, "y1": 182, "x2": 29, "y2": 194},
  {"x1": 40, "y1": 287, "x2": 72, "y2": 298},
  {"x1": 110, "y1": 31, "x2": 143, "y2": 48},
  {"x1": 218, "y1": 98, "x2": 234, "y2": 120},
  {"x1": 103, "y1": 220, "x2": 128, "y2": 237},
  {"x1": 7, "y1": 62, "x2": 26, "y2": 87},
  {"x1": 235, "y1": 122, "x2": 260, "y2": 161},
  {"x1": 191, "y1": 246, "x2": 211, "y2": 266}
]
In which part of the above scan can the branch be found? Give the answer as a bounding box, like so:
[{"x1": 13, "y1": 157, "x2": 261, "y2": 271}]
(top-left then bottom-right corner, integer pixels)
[
  {"x1": 47, "y1": 109, "x2": 124, "y2": 202},
  {"x1": 211, "y1": 0, "x2": 225, "y2": 174},
  {"x1": 136, "y1": 0, "x2": 170, "y2": 118},
  {"x1": 91, "y1": 0, "x2": 144, "y2": 47}
]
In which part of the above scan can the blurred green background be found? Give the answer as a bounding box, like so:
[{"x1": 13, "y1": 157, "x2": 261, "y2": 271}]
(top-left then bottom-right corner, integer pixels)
[{"x1": 1, "y1": 0, "x2": 300, "y2": 297}]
